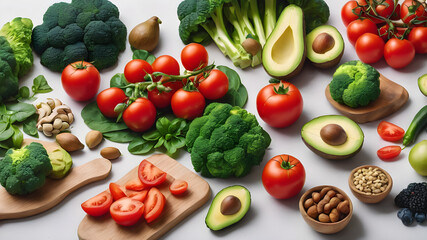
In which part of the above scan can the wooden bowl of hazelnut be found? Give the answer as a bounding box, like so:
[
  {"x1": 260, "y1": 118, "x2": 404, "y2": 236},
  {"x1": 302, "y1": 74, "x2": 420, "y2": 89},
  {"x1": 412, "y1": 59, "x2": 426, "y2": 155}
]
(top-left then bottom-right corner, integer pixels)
[
  {"x1": 348, "y1": 165, "x2": 392, "y2": 204},
  {"x1": 299, "y1": 185, "x2": 353, "y2": 234}
]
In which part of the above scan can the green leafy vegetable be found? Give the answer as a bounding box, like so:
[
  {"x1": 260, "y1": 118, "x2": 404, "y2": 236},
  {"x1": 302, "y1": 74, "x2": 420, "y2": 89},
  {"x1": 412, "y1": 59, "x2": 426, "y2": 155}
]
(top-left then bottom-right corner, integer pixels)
[
  {"x1": 287, "y1": 0, "x2": 330, "y2": 33},
  {"x1": 216, "y1": 65, "x2": 248, "y2": 107},
  {"x1": 32, "y1": 75, "x2": 53, "y2": 95},
  {"x1": 133, "y1": 50, "x2": 156, "y2": 64},
  {"x1": 23, "y1": 114, "x2": 39, "y2": 138},
  {"x1": 81, "y1": 101, "x2": 129, "y2": 133}
]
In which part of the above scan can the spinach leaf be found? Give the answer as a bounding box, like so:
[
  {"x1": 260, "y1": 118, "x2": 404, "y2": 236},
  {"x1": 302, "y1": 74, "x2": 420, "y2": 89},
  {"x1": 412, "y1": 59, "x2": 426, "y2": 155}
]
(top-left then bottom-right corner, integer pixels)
[
  {"x1": 6, "y1": 102, "x2": 37, "y2": 123},
  {"x1": 110, "y1": 73, "x2": 128, "y2": 89},
  {"x1": 23, "y1": 114, "x2": 39, "y2": 138},
  {"x1": 128, "y1": 138, "x2": 155, "y2": 155},
  {"x1": 32, "y1": 75, "x2": 53, "y2": 94},
  {"x1": 103, "y1": 130, "x2": 139, "y2": 143},
  {"x1": 132, "y1": 50, "x2": 156, "y2": 64},
  {"x1": 81, "y1": 101, "x2": 129, "y2": 133},
  {"x1": 217, "y1": 65, "x2": 240, "y2": 91},
  {"x1": 216, "y1": 66, "x2": 248, "y2": 108},
  {"x1": 18, "y1": 86, "x2": 31, "y2": 100},
  {"x1": 11, "y1": 125, "x2": 23, "y2": 149},
  {"x1": 0, "y1": 123, "x2": 14, "y2": 141}
]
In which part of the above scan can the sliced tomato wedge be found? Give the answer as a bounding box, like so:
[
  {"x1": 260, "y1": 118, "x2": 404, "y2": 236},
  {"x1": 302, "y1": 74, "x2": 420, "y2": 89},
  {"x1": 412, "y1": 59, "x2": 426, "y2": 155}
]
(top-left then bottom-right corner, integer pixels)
[
  {"x1": 110, "y1": 197, "x2": 145, "y2": 226},
  {"x1": 138, "y1": 160, "x2": 167, "y2": 187},
  {"x1": 128, "y1": 190, "x2": 148, "y2": 202},
  {"x1": 169, "y1": 179, "x2": 188, "y2": 195},
  {"x1": 125, "y1": 178, "x2": 146, "y2": 191},
  {"x1": 144, "y1": 187, "x2": 165, "y2": 223},
  {"x1": 81, "y1": 191, "x2": 113, "y2": 217},
  {"x1": 377, "y1": 121, "x2": 405, "y2": 142},
  {"x1": 109, "y1": 182, "x2": 127, "y2": 201},
  {"x1": 377, "y1": 145, "x2": 402, "y2": 161}
]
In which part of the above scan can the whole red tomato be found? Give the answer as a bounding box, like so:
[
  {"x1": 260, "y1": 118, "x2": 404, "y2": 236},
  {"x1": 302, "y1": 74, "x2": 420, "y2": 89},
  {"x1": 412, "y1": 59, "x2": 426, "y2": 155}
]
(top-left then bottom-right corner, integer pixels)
[
  {"x1": 384, "y1": 38, "x2": 415, "y2": 69},
  {"x1": 341, "y1": 1, "x2": 363, "y2": 27},
  {"x1": 400, "y1": 0, "x2": 427, "y2": 26},
  {"x1": 262, "y1": 154, "x2": 306, "y2": 199},
  {"x1": 197, "y1": 69, "x2": 229, "y2": 100},
  {"x1": 96, "y1": 87, "x2": 127, "y2": 118},
  {"x1": 61, "y1": 61, "x2": 100, "y2": 101},
  {"x1": 152, "y1": 55, "x2": 183, "y2": 92},
  {"x1": 181, "y1": 43, "x2": 209, "y2": 71},
  {"x1": 147, "y1": 88, "x2": 174, "y2": 109},
  {"x1": 355, "y1": 33, "x2": 385, "y2": 63},
  {"x1": 346, "y1": 18, "x2": 378, "y2": 45},
  {"x1": 124, "y1": 59, "x2": 153, "y2": 83},
  {"x1": 408, "y1": 27, "x2": 427, "y2": 54},
  {"x1": 171, "y1": 89, "x2": 205, "y2": 120},
  {"x1": 256, "y1": 81, "x2": 303, "y2": 128},
  {"x1": 122, "y1": 98, "x2": 157, "y2": 132}
]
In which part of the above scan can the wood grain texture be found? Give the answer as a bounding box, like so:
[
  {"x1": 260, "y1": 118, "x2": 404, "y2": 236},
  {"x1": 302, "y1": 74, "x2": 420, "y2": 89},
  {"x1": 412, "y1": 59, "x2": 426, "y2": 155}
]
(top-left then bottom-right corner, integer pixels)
[
  {"x1": 325, "y1": 74, "x2": 409, "y2": 123},
  {"x1": 78, "y1": 154, "x2": 211, "y2": 240},
  {"x1": 0, "y1": 139, "x2": 112, "y2": 220}
]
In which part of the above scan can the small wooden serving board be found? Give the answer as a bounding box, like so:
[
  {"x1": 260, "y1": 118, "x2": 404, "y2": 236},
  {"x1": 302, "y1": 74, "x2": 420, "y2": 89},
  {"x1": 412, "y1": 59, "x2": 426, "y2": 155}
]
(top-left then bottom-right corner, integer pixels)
[
  {"x1": 78, "y1": 154, "x2": 211, "y2": 240},
  {"x1": 325, "y1": 74, "x2": 408, "y2": 123},
  {"x1": 0, "y1": 139, "x2": 112, "y2": 220}
]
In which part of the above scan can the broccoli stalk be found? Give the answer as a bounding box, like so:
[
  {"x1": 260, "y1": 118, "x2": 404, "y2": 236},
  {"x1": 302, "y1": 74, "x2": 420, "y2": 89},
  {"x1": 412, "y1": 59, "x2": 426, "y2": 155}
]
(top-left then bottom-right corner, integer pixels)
[
  {"x1": 263, "y1": 0, "x2": 276, "y2": 38},
  {"x1": 248, "y1": 0, "x2": 266, "y2": 46}
]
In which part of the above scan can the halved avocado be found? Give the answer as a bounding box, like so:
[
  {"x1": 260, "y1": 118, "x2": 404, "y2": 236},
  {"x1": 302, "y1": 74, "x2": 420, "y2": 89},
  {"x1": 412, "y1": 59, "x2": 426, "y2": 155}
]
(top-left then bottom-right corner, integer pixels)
[
  {"x1": 205, "y1": 185, "x2": 251, "y2": 231},
  {"x1": 418, "y1": 74, "x2": 427, "y2": 96},
  {"x1": 301, "y1": 115, "x2": 364, "y2": 160},
  {"x1": 306, "y1": 25, "x2": 344, "y2": 69},
  {"x1": 262, "y1": 4, "x2": 305, "y2": 80}
]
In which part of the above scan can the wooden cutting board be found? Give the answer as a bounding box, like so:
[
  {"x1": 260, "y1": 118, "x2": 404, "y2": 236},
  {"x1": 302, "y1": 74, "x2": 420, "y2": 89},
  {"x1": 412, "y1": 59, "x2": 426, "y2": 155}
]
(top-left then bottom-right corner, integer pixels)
[
  {"x1": 78, "y1": 154, "x2": 211, "y2": 240},
  {"x1": 325, "y1": 74, "x2": 409, "y2": 123},
  {"x1": 0, "y1": 139, "x2": 112, "y2": 220}
]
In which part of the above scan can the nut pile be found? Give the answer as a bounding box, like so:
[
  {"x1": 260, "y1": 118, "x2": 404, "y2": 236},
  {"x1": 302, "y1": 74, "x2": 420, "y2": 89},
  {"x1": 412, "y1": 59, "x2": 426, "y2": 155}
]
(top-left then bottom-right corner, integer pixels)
[
  {"x1": 304, "y1": 187, "x2": 350, "y2": 223},
  {"x1": 352, "y1": 167, "x2": 389, "y2": 195},
  {"x1": 36, "y1": 98, "x2": 74, "y2": 137}
]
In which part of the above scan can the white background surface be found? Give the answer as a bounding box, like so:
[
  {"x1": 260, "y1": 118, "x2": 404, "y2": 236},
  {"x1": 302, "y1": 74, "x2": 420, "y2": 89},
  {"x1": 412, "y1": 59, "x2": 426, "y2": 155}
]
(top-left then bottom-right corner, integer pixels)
[{"x1": 1, "y1": 0, "x2": 427, "y2": 239}]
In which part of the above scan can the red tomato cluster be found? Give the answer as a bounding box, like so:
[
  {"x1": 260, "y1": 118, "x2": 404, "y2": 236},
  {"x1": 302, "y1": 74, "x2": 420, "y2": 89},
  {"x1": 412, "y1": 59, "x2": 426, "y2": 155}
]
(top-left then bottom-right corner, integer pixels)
[
  {"x1": 376, "y1": 121, "x2": 405, "y2": 161},
  {"x1": 81, "y1": 159, "x2": 188, "y2": 226},
  {"x1": 96, "y1": 43, "x2": 230, "y2": 132},
  {"x1": 342, "y1": 0, "x2": 427, "y2": 68}
]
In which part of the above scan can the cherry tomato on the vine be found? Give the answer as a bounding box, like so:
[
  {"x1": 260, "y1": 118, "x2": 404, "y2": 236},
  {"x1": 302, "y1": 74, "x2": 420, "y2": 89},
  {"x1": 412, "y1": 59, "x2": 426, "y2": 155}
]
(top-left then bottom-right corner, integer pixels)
[
  {"x1": 341, "y1": 1, "x2": 363, "y2": 27},
  {"x1": 152, "y1": 55, "x2": 180, "y2": 76},
  {"x1": 181, "y1": 43, "x2": 209, "y2": 71},
  {"x1": 124, "y1": 59, "x2": 153, "y2": 83},
  {"x1": 96, "y1": 87, "x2": 127, "y2": 118},
  {"x1": 147, "y1": 88, "x2": 174, "y2": 109},
  {"x1": 408, "y1": 27, "x2": 427, "y2": 54},
  {"x1": 122, "y1": 98, "x2": 157, "y2": 132},
  {"x1": 400, "y1": 0, "x2": 427, "y2": 26},
  {"x1": 61, "y1": 61, "x2": 100, "y2": 101},
  {"x1": 197, "y1": 69, "x2": 229, "y2": 100},
  {"x1": 347, "y1": 18, "x2": 378, "y2": 45},
  {"x1": 384, "y1": 38, "x2": 415, "y2": 69},
  {"x1": 362, "y1": 0, "x2": 395, "y2": 23},
  {"x1": 355, "y1": 33, "x2": 385, "y2": 63},
  {"x1": 171, "y1": 88, "x2": 205, "y2": 120}
]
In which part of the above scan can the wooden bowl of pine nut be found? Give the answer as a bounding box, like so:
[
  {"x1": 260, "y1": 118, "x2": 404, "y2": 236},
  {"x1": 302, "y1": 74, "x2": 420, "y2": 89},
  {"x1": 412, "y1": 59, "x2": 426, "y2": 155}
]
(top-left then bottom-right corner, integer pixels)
[
  {"x1": 299, "y1": 185, "x2": 353, "y2": 234},
  {"x1": 348, "y1": 165, "x2": 393, "y2": 203}
]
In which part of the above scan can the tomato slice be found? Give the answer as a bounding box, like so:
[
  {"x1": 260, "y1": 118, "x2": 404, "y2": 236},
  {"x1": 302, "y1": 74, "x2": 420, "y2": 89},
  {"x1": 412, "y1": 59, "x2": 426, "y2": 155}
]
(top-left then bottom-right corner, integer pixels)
[
  {"x1": 144, "y1": 187, "x2": 165, "y2": 223},
  {"x1": 81, "y1": 191, "x2": 113, "y2": 217},
  {"x1": 109, "y1": 182, "x2": 127, "y2": 201},
  {"x1": 377, "y1": 121, "x2": 405, "y2": 142},
  {"x1": 169, "y1": 179, "x2": 188, "y2": 195},
  {"x1": 128, "y1": 190, "x2": 148, "y2": 202},
  {"x1": 110, "y1": 197, "x2": 145, "y2": 226},
  {"x1": 125, "y1": 178, "x2": 146, "y2": 191},
  {"x1": 377, "y1": 145, "x2": 402, "y2": 161},
  {"x1": 138, "y1": 160, "x2": 167, "y2": 187}
]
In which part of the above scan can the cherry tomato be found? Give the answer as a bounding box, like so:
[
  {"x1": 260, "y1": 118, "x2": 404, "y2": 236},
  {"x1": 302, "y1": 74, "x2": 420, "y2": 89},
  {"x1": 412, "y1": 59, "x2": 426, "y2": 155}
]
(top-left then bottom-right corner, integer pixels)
[
  {"x1": 110, "y1": 197, "x2": 145, "y2": 226},
  {"x1": 377, "y1": 121, "x2": 405, "y2": 142},
  {"x1": 128, "y1": 190, "x2": 148, "y2": 202},
  {"x1": 384, "y1": 38, "x2": 415, "y2": 69},
  {"x1": 147, "y1": 88, "x2": 174, "y2": 109},
  {"x1": 197, "y1": 69, "x2": 229, "y2": 100},
  {"x1": 181, "y1": 43, "x2": 209, "y2": 71},
  {"x1": 355, "y1": 33, "x2": 385, "y2": 63},
  {"x1": 61, "y1": 61, "x2": 100, "y2": 101},
  {"x1": 125, "y1": 178, "x2": 146, "y2": 191},
  {"x1": 347, "y1": 18, "x2": 378, "y2": 45},
  {"x1": 408, "y1": 27, "x2": 427, "y2": 54},
  {"x1": 391, "y1": 3, "x2": 401, "y2": 20},
  {"x1": 341, "y1": 1, "x2": 363, "y2": 27},
  {"x1": 377, "y1": 145, "x2": 402, "y2": 161},
  {"x1": 109, "y1": 182, "x2": 127, "y2": 201},
  {"x1": 124, "y1": 59, "x2": 153, "y2": 83},
  {"x1": 138, "y1": 159, "x2": 167, "y2": 187},
  {"x1": 152, "y1": 55, "x2": 180, "y2": 78},
  {"x1": 169, "y1": 179, "x2": 188, "y2": 195},
  {"x1": 256, "y1": 81, "x2": 303, "y2": 128},
  {"x1": 122, "y1": 98, "x2": 157, "y2": 132},
  {"x1": 171, "y1": 89, "x2": 205, "y2": 120},
  {"x1": 144, "y1": 187, "x2": 165, "y2": 223},
  {"x1": 96, "y1": 87, "x2": 127, "y2": 118},
  {"x1": 262, "y1": 154, "x2": 306, "y2": 199},
  {"x1": 81, "y1": 191, "x2": 113, "y2": 217},
  {"x1": 365, "y1": 0, "x2": 395, "y2": 23},
  {"x1": 401, "y1": 0, "x2": 427, "y2": 26}
]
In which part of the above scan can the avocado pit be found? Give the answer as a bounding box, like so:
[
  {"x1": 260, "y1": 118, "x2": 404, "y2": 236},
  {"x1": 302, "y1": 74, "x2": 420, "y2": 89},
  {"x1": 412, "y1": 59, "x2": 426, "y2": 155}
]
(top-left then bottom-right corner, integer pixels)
[
  {"x1": 320, "y1": 124, "x2": 347, "y2": 146},
  {"x1": 312, "y1": 33, "x2": 335, "y2": 54},
  {"x1": 220, "y1": 195, "x2": 241, "y2": 215}
]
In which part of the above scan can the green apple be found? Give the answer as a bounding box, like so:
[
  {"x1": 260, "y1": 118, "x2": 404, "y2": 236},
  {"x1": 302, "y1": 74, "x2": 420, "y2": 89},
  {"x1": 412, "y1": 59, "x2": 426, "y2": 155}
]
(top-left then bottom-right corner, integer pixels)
[{"x1": 409, "y1": 140, "x2": 427, "y2": 176}]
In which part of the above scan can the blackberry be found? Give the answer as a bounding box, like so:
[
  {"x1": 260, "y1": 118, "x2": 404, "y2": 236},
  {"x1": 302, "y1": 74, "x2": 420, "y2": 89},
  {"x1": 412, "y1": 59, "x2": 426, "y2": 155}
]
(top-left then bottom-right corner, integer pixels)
[
  {"x1": 395, "y1": 182, "x2": 427, "y2": 210},
  {"x1": 409, "y1": 191, "x2": 427, "y2": 213},
  {"x1": 395, "y1": 189, "x2": 411, "y2": 208},
  {"x1": 407, "y1": 182, "x2": 427, "y2": 194}
]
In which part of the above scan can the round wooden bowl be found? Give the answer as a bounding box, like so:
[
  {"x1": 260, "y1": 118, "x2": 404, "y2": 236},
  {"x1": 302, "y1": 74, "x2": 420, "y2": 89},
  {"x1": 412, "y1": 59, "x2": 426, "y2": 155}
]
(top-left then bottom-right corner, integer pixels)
[
  {"x1": 348, "y1": 165, "x2": 392, "y2": 204},
  {"x1": 299, "y1": 185, "x2": 353, "y2": 234}
]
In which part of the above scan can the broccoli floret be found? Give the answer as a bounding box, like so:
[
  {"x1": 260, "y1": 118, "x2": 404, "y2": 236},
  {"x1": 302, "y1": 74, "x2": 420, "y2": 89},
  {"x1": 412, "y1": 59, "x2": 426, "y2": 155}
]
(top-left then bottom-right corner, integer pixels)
[
  {"x1": 0, "y1": 142, "x2": 52, "y2": 195},
  {"x1": 329, "y1": 60, "x2": 380, "y2": 108},
  {"x1": 32, "y1": 0, "x2": 127, "y2": 72},
  {"x1": 186, "y1": 103, "x2": 271, "y2": 178},
  {"x1": 0, "y1": 36, "x2": 18, "y2": 102}
]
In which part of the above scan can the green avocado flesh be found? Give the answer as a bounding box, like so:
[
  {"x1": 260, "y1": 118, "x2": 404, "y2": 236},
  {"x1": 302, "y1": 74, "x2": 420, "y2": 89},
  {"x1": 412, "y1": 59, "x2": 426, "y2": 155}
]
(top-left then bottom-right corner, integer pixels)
[
  {"x1": 301, "y1": 115, "x2": 364, "y2": 160},
  {"x1": 262, "y1": 4, "x2": 305, "y2": 79},
  {"x1": 205, "y1": 185, "x2": 251, "y2": 231},
  {"x1": 306, "y1": 25, "x2": 344, "y2": 68},
  {"x1": 418, "y1": 74, "x2": 427, "y2": 96}
]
